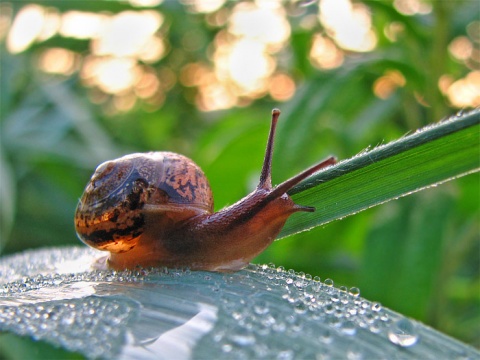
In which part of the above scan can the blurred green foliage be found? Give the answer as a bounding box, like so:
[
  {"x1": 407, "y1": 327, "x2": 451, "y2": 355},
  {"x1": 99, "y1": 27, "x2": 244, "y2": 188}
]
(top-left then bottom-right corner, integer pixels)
[
  {"x1": 0, "y1": 0, "x2": 478, "y2": 348},
  {"x1": 0, "y1": 333, "x2": 84, "y2": 360}
]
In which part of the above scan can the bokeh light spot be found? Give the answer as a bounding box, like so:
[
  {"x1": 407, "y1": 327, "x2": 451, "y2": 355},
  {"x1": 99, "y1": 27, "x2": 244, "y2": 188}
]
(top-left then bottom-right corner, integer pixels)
[
  {"x1": 129, "y1": 0, "x2": 164, "y2": 7},
  {"x1": 269, "y1": 73, "x2": 296, "y2": 101},
  {"x1": 216, "y1": 38, "x2": 275, "y2": 95},
  {"x1": 229, "y1": 2, "x2": 290, "y2": 49},
  {"x1": 393, "y1": 0, "x2": 432, "y2": 16},
  {"x1": 135, "y1": 71, "x2": 160, "y2": 99},
  {"x1": 319, "y1": 0, "x2": 377, "y2": 52},
  {"x1": 82, "y1": 57, "x2": 141, "y2": 94},
  {"x1": 197, "y1": 81, "x2": 237, "y2": 112},
  {"x1": 449, "y1": 36, "x2": 473, "y2": 62},
  {"x1": 309, "y1": 34, "x2": 344, "y2": 69},
  {"x1": 60, "y1": 11, "x2": 105, "y2": 39},
  {"x1": 384, "y1": 22, "x2": 405, "y2": 42},
  {"x1": 373, "y1": 70, "x2": 406, "y2": 99},
  {"x1": 182, "y1": 0, "x2": 226, "y2": 14},
  {"x1": 180, "y1": 63, "x2": 210, "y2": 87},
  {"x1": 38, "y1": 48, "x2": 78, "y2": 75},
  {"x1": 7, "y1": 4, "x2": 45, "y2": 53},
  {"x1": 445, "y1": 71, "x2": 480, "y2": 108},
  {"x1": 113, "y1": 92, "x2": 137, "y2": 112},
  {"x1": 92, "y1": 11, "x2": 163, "y2": 58}
]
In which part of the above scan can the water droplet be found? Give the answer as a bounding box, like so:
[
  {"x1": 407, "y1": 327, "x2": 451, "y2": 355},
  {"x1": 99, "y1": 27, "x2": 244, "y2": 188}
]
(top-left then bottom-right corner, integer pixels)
[
  {"x1": 334, "y1": 308, "x2": 344, "y2": 319},
  {"x1": 324, "y1": 303, "x2": 335, "y2": 314},
  {"x1": 230, "y1": 328, "x2": 256, "y2": 347},
  {"x1": 347, "y1": 307, "x2": 357, "y2": 316},
  {"x1": 221, "y1": 343, "x2": 233, "y2": 353},
  {"x1": 319, "y1": 328, "x2": 333, "y2": 344},
  {"x1": 303, "y1": 284, "x2": 315, "y2": 298},
  {"x1": 60, "y1": 314, "x2": 75, "y2": 326},
  {"x1": 277, "y1": 349, "x2": 294, "y2": 360},
  {"x1": 388, "y1": 318, "x2": 419, "y2": 347},
  {"x1": 369, "y1": 323, "x2": 380, "y2": 333},
  {"x1": 291, "y1": 316, "x2": 303, "y2": 332},
  {"x1": 272, "y1": 320, "x2": 286, "y2": 333},
  {"x1": 294, "y1": 302, "x2": 307, "y2": 314},
  {"x1": 232, "y1": 311, "x2": 245, "y2": 321},
  {"x1": 347, "y1": 344, "x2": 363, "y2": 360},
  {"x1": 326, "y1": 315, "x2": 341, "y2": 327},
  {"x1": 294, "y1": 279, "x2": 306, "y2": 289},
  {"x1": 349, "y1": 287, "x2": 360, "y2": 297},
  {"x1": 340, "y1": 320, "x2": 357, "y2": 336},
  {"x1": 213, "y1": 330, "x2": 225, "y2": 343},
  {"x1": 364, "y1": 312, "x2": 375, "y2": 324},
  {"x1": 324, "y1": 278, "x2": 334, "y2": 287},
  {"x1": 371, "y1": 302, "x2": 382, "y2": 312},
  {"x1": 253, "y1": 302, "x2": 268, "y2": 317},
  {"x1": 380, "y1": 313, "x2": 390, "y2": 322},
  {"x1": 340, "y1": 292, "x2": 349, "y2": 305}
]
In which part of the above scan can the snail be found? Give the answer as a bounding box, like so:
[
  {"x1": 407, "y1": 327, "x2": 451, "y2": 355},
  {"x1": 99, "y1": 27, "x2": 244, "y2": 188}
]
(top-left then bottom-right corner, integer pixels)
[{"x1": 75, "y1": 109, "x2": 336, "y2": 272}]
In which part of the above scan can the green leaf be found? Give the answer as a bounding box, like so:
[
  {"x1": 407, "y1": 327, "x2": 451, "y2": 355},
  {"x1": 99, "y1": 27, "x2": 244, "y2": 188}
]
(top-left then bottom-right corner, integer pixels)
[
  {"x1": 360, "y1": 193, "x2": 454, "y2": 319},
  {"x1": 0, "y1": 333, "x2": 84, "y2": 360},
  {"x1": 1, "y1": 247, "x2": 479, "y2": 359},
  {"x1": 279, "y1": 109, "x2": 480, "y2": 239},
  {"x1": 0, "y1": 150, "x2": 15, "y2": 251}
]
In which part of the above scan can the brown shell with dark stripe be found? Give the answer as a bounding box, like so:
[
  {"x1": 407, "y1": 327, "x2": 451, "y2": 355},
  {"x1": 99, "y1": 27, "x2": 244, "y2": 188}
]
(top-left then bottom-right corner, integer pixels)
[{"x1": 74, "y1": 152, "x2": 213, "y2": 253}]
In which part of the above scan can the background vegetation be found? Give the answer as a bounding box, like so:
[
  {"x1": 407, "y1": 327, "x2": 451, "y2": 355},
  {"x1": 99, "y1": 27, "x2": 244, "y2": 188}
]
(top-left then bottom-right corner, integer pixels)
[{"x1": 0, "y1": 0, "x2": 478, "y2": 348}]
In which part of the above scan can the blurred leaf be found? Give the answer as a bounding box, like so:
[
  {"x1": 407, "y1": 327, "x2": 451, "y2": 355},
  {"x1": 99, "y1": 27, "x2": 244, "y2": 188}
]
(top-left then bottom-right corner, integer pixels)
[
  {"x1": 279, "y1": 109, "x2": 480, "y2": 239},
  {"x1": 0, "y1": 333, "x2": 84, "y2": 360},
  {"x1": 290, "y1": 30, "x2": 315, "y2": 76},
  {"x1": 21, "y1": 0, "x2": 133, "y2": 13},
  {"x1": 1, "y1": 77, "x2": 119, "y2": 169},
  {"x1": 0, "y1": 150, "x2": 15, "y2": 251},
  {"x1": 360, "y1": 193, "x2": 453, "y2": 319},
  {"x1": 273, "y1": 56, "x2": 423, "y2": 176},
  {"x1": 196, "y1": 108, "x2": 269, "y2": 209}
]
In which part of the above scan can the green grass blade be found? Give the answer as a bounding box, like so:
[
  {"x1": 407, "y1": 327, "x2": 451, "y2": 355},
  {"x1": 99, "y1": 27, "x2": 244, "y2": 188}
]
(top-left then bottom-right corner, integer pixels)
[{"x1": 279, "y1": 109, "x2": 480, "y2": 239}]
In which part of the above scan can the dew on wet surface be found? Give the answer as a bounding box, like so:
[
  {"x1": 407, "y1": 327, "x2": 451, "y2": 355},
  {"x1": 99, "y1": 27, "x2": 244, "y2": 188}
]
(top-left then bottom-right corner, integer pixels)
[
  {"x1": 388, "y1": 318, "x2": 419, "y2": 347},
  {"x1": 0, "y1": 246, "x2": 478, "y2": 359},
  {"x1": 0, "y1": 296, "x2": 137, "y2": 359}
]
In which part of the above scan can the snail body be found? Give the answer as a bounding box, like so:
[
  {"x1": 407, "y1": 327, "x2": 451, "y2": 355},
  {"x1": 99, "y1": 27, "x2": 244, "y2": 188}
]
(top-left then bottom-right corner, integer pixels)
[{"x1": 75, "y1": 110, "x2": 336, "y2": 271}]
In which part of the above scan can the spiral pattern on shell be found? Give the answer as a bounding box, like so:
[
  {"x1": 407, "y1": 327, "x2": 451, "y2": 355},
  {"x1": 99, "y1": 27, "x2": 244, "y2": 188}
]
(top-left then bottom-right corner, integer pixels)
[{"x1": 74, "y1": 152, "x2": 213, "y2": 253}]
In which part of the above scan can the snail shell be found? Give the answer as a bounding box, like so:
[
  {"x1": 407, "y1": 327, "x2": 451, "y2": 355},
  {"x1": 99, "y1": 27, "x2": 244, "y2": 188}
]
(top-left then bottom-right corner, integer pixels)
[{"x1": 75, "y1": 152, "x2": 213, "y2": 253}]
